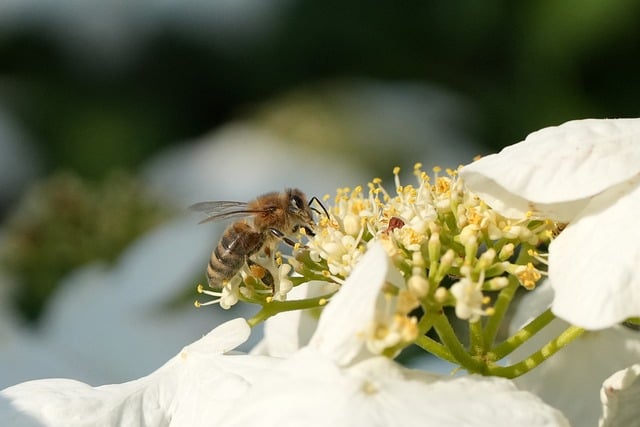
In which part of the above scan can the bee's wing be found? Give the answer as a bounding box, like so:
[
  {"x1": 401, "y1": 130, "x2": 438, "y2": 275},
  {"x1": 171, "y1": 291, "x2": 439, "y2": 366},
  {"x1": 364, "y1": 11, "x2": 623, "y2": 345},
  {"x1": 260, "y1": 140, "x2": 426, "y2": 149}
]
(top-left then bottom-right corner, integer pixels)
[{"x1": 189, "y1": 201, "x2": 263, "y2": 224}]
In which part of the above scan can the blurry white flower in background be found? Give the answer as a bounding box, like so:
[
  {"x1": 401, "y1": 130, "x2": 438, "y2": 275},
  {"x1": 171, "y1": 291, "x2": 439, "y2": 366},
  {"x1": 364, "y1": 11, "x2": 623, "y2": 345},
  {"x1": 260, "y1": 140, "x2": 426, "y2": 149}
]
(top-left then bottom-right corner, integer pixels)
[
  {"x1": 251, "y1": 80, "x2": 483, "y2": 178},
  {"x1": 142, "y1": 123, "x2": 365, "y2": 206}
]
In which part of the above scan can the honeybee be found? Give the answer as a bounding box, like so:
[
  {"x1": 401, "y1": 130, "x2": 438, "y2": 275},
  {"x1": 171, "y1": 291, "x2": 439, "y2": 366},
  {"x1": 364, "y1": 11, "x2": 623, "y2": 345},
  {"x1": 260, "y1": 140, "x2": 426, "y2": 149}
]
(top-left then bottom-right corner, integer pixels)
[{"x1": 190, "y1": 188, "x2": 325, "y2": 287}]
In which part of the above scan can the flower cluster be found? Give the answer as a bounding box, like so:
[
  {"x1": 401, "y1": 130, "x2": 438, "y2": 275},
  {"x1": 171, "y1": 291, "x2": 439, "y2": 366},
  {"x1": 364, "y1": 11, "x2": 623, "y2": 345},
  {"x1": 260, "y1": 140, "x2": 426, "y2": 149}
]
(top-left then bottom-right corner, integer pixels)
[
  {"x1": 293, "y1": 164, "x2": 560, "y2": 368},
  {"x1": 196, "y1": 162, "x2": 562, "y2": 376}
]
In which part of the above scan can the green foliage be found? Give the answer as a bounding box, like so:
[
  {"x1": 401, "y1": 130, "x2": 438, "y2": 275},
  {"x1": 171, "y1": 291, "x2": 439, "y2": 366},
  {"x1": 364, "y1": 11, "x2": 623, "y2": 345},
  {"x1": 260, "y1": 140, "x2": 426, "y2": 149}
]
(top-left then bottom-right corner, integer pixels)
[{"x1": 1, "y1": 171, "x2": 172, "y2": 323}]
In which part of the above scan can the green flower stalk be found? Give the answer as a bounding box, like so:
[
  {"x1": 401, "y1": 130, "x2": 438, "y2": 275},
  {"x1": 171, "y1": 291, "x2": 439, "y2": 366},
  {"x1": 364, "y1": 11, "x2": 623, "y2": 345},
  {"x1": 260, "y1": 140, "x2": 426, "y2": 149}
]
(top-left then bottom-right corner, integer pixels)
[{"x1": 196, "y1": 163, "x2": 583, "y2": 378}]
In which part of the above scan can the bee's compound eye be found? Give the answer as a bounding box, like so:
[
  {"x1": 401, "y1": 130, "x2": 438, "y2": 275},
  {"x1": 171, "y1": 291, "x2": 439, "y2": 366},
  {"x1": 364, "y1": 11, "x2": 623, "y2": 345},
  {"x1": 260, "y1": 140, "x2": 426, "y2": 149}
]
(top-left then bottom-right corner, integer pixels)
[{"x1": 291, "y1": 194, "x2": 304, "y2": 210}]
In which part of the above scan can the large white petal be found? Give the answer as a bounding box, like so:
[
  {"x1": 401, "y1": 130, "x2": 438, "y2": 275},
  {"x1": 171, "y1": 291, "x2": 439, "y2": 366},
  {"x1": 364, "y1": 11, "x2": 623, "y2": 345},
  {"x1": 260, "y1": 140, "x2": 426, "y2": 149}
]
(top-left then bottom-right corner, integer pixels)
[
  {"x1": 222, "y1": 348, "x2": 569, "y2": 427},
  {"x1": 308, "y1": 243, "x2": 390, "y2": 366},
  {"x1": 600, "y1": 364, "x2": 640, "y2": 427},
  {"x1": 460, "y1": 118, "x2": 640, "y2": 221},
  {"x1": 0, "y1": 318, "x2": 260, "y2": 427},
  {"x1": 549, "y1": 178, "x2": 640, "y2": 329}
]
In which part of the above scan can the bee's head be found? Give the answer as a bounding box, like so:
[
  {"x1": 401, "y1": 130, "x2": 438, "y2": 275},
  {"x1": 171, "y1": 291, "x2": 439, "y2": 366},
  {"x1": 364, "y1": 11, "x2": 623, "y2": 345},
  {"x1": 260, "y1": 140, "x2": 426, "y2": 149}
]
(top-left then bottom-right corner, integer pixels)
[{"x1": 286, "y1": 188, "x2": 316, "y2": 236}]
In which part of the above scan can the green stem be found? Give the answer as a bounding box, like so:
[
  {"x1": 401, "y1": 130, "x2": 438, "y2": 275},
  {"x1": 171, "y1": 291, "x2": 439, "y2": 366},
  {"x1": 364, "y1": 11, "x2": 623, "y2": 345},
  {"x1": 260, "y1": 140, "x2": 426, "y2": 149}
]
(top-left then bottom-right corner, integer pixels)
[
  {"x1": 483, "y1": 244, "x2": 536, "y2": 347},
  {"x1": 482, "y1": 275, "x2": 519, "y2": 347},
  {"x1": 417, "y1": 310, "x2": 436, "y2": 335},
  {"x1": 414, "y1": 335, "x2": 456, "y2": 364},
  {"x1": 490, "y1": 308, "x2": 556, "y2": 360},
  {"x1": 487, "y1": 325, "x2": 585, "y2": 378},
  {"x1": 432, "y1": 311, "x2": 484, "y2": 373},
  {"x1": 469, "y1": 320, "x2": 484, "y2": 355},
  {"x1": 247, "y1": 293, "x2": 336, "y2": 327}
]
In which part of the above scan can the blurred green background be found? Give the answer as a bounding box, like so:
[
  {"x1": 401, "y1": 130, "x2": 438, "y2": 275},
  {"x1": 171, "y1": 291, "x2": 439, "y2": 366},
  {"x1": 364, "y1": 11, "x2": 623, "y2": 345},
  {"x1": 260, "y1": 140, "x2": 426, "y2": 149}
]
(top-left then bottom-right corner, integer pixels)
[
  {"x1": 2, "y1": 1, "x2": 640, "y2": 184},
  {"x1": 1, "y1": 0, "x2": 640, "y2": 323}
]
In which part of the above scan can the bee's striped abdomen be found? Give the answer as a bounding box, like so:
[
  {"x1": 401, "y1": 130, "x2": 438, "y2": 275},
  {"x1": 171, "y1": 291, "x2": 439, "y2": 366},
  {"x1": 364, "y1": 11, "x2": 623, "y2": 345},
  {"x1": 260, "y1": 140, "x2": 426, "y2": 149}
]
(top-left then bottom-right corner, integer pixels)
[{"x1": 206, "y1": 222, "x2": 265, "y2": 287}]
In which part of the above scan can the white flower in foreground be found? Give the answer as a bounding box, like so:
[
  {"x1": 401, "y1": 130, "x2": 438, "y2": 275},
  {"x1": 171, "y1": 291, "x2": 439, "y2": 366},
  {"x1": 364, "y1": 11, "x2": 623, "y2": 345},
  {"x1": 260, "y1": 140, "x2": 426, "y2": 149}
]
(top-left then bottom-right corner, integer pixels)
[
  {"x1": 0, "y1": 244, "x2": 569, "y2": 426},
  {"x1": 0, "y1": 318, "x2": 276, "y2": 427},
  {"x1": 507, "y1": 281, "x2": 640, "y2": 426},
  {"x1": 460, "y1": 118, "x2": 640, "y2": 329}
]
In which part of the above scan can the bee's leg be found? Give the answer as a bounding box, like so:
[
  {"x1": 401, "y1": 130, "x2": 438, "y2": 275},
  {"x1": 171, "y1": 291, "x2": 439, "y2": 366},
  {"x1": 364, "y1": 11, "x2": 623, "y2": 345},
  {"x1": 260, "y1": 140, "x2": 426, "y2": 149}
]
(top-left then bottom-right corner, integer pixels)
[
  {"x1": 268, "y1": 228, "x2": 307, "y2": 248},
  {"x1": 247, "y1": 258, "x2": 275, "y2": 289},
  {"x1": 292, "y1": 224, "x2": 315, "y2": 237}
]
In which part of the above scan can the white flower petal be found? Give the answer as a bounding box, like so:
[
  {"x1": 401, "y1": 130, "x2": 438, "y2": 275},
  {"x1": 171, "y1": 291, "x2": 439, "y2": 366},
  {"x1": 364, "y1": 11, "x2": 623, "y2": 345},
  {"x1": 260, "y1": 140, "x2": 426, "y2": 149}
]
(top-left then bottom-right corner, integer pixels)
[
  {"x1": 600, "y1": 364, "x2": 640, "y2": 427},
  {"x1": 460, "y1": 118, "x2": 640, "y2": 221},
  {"x1": 184, "y1": 317, "x2": 251, "y2": 354},
  {"x1": 0, "y1": 318, "x2": 261, "y2": 427},
  {"x1": 250, "y1": 297, "x2": 308, "y2": 357},
  {"x1": 251, "y1": 281, "x2": 338, "y2": 357},
  {"x1": 222, "y1": 348, "x2": 569, "y2": 427},
  {"x1": 0, "y1": 376, "x2": 175, "y2": 427},
  {"x1": 308, "y1": 243, "x2": 390, "y2": 366},
  {"x1": 549, "y1": 178, "x2": 640, "y2": 329}
]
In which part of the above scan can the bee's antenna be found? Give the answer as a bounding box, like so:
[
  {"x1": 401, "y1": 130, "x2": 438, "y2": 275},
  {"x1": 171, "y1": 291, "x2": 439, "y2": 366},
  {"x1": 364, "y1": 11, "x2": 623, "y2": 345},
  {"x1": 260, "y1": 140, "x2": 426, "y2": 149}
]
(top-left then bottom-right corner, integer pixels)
[{"x1": 309, "y1": 196, "x2": 330, "y2": 219}]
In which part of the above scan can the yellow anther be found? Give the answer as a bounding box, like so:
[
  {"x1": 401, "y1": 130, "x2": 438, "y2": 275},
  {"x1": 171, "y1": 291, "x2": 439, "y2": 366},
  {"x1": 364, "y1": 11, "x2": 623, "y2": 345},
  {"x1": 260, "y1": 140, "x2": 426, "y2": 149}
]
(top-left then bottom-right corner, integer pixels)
[
  {"x1": 435, "y1": 177, "x2": 450, "y2": 193},
  {"x1": 516, "y1": 262, "x2": 542, "y2": 290}
]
